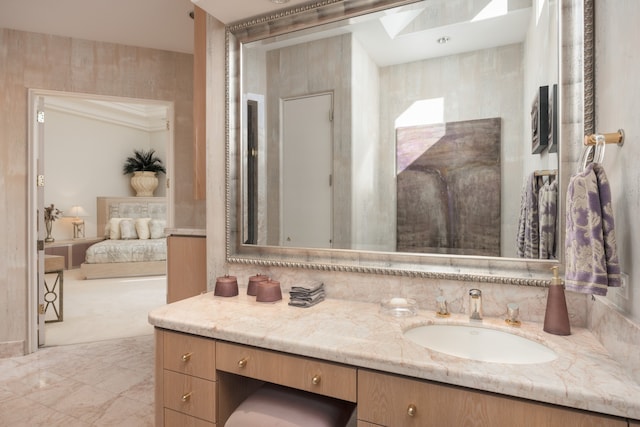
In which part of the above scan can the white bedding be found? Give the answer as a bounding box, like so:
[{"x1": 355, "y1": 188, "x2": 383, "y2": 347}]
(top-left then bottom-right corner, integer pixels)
[{"x1": 85, "y1": 238, "x2": 166, "y2": 264}]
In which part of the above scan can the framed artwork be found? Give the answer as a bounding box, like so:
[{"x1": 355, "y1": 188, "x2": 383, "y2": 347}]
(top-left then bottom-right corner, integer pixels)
[
  {"x1": 548, "y1": 84, "x2": 558, "y2": 153},
  {"x1": 531, "y1": 85, "x2": 549, "y2": 154}
]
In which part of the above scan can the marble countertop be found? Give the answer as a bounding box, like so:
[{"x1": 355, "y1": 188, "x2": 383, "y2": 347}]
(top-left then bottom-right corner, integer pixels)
[{"x1": 148, "y1": 293, "x2": 640, "y2": 420}]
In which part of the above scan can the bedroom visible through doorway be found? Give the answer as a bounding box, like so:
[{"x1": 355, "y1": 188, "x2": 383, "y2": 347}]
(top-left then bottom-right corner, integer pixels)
[{"x1": 28, "y1": 89, "x2": 174, "y2": 349}]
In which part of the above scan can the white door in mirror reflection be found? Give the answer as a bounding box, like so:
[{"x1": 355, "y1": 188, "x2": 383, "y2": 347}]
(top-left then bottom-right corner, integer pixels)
[{"x1": 282, "y1": 93, "x2": 333, "y2": 248}]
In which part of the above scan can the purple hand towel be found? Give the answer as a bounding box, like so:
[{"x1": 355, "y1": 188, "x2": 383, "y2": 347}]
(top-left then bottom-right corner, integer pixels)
[
  {"x1": 517, "y1": 174, "x2": 543, "y2": 258},
  {"x1": 539, "y1": 178, "x2": 558, "y2": 259},
  {"x1": 565, "y1": 163, "x2": 620, "y2": 295}
]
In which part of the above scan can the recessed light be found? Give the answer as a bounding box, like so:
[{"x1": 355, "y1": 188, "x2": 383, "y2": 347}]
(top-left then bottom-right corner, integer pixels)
[
  {"x1": 271, "y1": 0, "x2": 290, "y2": 4},
  {"x1": 437, "y1": 36, "x2": 450, "y2": 44}
]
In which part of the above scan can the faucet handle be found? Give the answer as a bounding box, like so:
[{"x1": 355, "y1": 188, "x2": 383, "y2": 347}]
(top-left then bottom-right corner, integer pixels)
[
  {"x1": 436, "y1": 296, "x2": 450, "y2": 317},
  {"x1": 505, "y1": 303, "x2": 521, "y2": 327}
]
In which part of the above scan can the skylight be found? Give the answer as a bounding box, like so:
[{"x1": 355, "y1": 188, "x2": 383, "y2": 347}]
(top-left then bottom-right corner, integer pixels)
[
  {"x1": 379, "y1": 7, "x2": 426, "y2": 39},
  {"x1": 471, "y1": 0, "x2": 508, "y2": 22},
  {"x1": 395, "y1": 98, "x2": 444, "y2": 129}
]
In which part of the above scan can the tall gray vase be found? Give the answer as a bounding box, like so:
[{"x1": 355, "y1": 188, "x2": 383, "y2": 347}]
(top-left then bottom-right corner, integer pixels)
[{"x1": 45, "y1": 219, "x2": 54, "y2": 242}]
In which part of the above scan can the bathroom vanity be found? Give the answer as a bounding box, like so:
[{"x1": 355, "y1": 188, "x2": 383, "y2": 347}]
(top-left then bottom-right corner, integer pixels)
[{"x1": 150, "y1": 294, "x2": 640, "y2": 426}]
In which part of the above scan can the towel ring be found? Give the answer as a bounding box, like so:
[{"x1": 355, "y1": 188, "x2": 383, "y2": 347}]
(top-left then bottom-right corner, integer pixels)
[{"x1": 580, "y1": 134, "x2": 606, "y2": 171}]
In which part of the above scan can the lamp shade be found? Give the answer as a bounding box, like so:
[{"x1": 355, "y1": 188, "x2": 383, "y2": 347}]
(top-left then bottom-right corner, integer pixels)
[{"x1": 69, "y1": 205, "x2": 88, "y2": 218}]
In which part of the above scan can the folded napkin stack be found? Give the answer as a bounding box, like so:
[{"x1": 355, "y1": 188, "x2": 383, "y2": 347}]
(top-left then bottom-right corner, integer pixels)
[{"x1": 288, "y1": 281, "x2": 325, "y2": 308}]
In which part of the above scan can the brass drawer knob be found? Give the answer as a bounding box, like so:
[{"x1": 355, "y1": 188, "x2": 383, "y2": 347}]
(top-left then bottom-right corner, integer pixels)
[
  {"x1": 181, "y1": 391, "x2": 193, "y2": 402},
  {"x1": 312, "y1": 375, "x2": 321, "y2": 385},
  {"x1": 407, "y1": 404, "x2": 417, "y2": 417},
  {"x1": 238, "y1": 357, "x2": 248, "y2": 368},
  {"x1": 181, "y1": 352, "x2": 193, "y2": 362}
]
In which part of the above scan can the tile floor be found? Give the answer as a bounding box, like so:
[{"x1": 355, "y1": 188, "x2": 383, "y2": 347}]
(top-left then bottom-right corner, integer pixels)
[{"x1": 0, "y1": 335, "x2": 154, "y2": 426}]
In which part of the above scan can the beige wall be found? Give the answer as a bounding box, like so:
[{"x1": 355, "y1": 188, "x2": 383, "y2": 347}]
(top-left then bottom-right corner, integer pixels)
[
  {"x1": 595, "y1": 0, "x2": 640, "y2": 322},
  {"x1": 0, "y1": 29, "x2": 201, "y2": 354}
]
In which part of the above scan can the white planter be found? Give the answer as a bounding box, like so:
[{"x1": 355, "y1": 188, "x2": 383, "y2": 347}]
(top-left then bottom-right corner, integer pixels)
[{"x1": 130, "y1": 171, "x2": 159, "y2": 197}]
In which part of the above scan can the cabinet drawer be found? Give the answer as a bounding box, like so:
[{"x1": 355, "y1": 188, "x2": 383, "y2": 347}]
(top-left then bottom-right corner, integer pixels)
[
  {"x1": 164, "y1": 370, "x2": 216, "y2": 422},
  {"x1": 358, "y1": 369, "x2": 627, "y2": 427},
  {"x1": 164, "y1": 330, "x2": 216, "y2": 380},
  {"x1": 164, "y1": 408, "x2": 215, "y2": 427},
  {"x1": 217, "y1": 341, "x2": 356, "y2": 402}
]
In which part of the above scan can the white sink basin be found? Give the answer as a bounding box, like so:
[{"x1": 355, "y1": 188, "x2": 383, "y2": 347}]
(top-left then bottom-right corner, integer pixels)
[{"x1": 404, "y1": 324, "x2": 557, "y2": 364}]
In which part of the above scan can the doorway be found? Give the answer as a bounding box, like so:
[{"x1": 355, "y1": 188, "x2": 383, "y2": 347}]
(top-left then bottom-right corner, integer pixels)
[{"x1": 27, "y1": 89, "x2": 174, "y2": 350}]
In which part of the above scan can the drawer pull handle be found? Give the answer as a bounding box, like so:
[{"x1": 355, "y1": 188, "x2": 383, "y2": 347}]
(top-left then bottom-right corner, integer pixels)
[
  {"x1": 238, "y1": 358, "x2": 248, "y2": 368},
  {"x1": 407, "y1": 404, "x2": 417, "y2": 417},
  {"x1": 181, "y1": 392, "x2": 193, "y2": 402},
  {"x1": 181, "y1": 352, "x2": 193, "y2": 362},
  {"x1": 312, "y1": 375, "x2": 321, "y2": 385}
]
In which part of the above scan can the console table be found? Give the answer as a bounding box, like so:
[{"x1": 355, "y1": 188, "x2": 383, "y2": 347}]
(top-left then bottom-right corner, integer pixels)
[{"x1": 43, "y1": 255, "x2": 64, "y2": 323}]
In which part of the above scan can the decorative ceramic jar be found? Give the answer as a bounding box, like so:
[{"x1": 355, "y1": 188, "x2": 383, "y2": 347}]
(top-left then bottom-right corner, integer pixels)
[{"x1": 130, "y1": 171, "x2": 158, "y2": 197}]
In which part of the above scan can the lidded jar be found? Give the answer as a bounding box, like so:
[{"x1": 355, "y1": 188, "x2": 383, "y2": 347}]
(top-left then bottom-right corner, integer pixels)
[
  {"x1": 214, "y1": 274, "x2": 239, "y2": 297},
  {"x1": 247, "y1": 273, "x2": 269, "y2": 296},
  {"x1": 256, "y1": 279, "x2": 282, "y2": 302}
]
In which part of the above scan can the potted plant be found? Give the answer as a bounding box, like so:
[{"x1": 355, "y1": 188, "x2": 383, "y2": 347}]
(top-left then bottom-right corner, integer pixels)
[
  {"x1": 43, "y1": 204, "x2": 62, "y2": 242},
  {"x1": 122, "y1": 149, "x2": 166, "y2": 197}
]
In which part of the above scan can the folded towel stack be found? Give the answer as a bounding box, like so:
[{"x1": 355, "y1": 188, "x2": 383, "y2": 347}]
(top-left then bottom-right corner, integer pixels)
[{"x1": 288, "y1": 281, "x2": 325, "y2": 308}]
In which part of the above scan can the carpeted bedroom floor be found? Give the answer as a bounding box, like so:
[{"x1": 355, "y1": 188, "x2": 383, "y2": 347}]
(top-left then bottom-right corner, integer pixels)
[{"x1": 44, "y1": 269, "x2": 166, "y2": 347}]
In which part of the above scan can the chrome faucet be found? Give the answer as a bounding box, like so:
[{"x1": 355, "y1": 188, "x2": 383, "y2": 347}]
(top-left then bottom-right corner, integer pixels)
[{"x1": 469, "y1": 289, "x2": 483, "y2": 320}]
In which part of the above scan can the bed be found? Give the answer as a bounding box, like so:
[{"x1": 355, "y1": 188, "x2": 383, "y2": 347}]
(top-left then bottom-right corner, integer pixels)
[{"x1": 80, "y1": 197, "x2": 167, "y2": 279}]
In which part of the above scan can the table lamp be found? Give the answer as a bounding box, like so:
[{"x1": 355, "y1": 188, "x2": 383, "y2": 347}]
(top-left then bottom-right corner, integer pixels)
[{"x1": 69, "y1": 205, "x2": 88, "y2": 239}]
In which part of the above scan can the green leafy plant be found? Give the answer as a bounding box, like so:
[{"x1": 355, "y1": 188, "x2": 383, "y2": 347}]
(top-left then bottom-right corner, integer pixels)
[{"x1": 122, "y1": 149, "x2": 166, "y2": 175}]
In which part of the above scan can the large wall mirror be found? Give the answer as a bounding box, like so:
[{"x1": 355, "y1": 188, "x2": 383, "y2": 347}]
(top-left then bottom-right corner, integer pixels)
[{"x1": 226, "y1": 0, "x2": 593, "y2": 285}]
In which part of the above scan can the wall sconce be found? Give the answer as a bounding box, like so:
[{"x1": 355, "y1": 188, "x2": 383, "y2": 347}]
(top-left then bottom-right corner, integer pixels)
[{"x1": 69, "y1": 205, "x2": 88, "y2": 239}]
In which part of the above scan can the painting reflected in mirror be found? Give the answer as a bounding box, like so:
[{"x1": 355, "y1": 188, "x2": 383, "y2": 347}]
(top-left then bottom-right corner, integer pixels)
[
  {"x1": 238, "y1": 0, "x2": 558, "y2": 260},
  {"x1": 396, "y1": 118, "x2": 501, "y2": 256}
]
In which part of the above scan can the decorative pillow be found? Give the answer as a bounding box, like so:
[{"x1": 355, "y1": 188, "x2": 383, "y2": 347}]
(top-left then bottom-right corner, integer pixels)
[
  {"x1": 108, "y1": 217, "x2": 132, "y2": 240},
  {"x1": 119, "y1": 219, "x2": 138, "y2": 240},
  {"x1": 135, "y1": 218, "x2": 152, "y2": 240},
  {"x1": 149, "y1": 219, "x2": 167, "y2": 239}
]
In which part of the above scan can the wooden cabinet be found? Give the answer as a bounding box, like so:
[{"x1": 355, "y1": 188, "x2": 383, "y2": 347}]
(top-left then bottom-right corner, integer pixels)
[
  {"x1": 358, "y1": 369, "x2": 628, "y2": 427},
  {"x1": 167, "y1": 235, "x2": 206, "y2": 303},
  {"x1": 156, "y1": 329, "x2": 634, "y2": 427},
  {"x1": 216, "y1": 341, "x2": 357, "y2": 402},
  {"x1": 156, "y1": 329, "x2": 217, "y2": 426},
  {"x1": 193, "y1": 5, "x2": 206, "y2": 200}
]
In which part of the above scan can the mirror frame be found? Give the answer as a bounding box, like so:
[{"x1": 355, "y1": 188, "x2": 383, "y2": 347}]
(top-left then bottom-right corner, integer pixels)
[{"x1": 225, "y1": 0, "x2": 593, "y2": 287}]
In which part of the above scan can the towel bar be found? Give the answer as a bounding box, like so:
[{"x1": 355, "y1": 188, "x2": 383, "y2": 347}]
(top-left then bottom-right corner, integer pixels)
[
  {"x1": 534, "y1": 169, "x2": 557, "y2": 177},
  {"x1": 584, "y1": 129, "x2": 624, "y2": 147}
]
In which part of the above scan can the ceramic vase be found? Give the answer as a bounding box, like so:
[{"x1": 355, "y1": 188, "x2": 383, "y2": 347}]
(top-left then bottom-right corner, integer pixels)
[
  {"x1": 130, "y1": 171, "x2": 158, "y2": 197},
  {"x1": 44, "y1": 219, "x2": 54, "y2": 242}
]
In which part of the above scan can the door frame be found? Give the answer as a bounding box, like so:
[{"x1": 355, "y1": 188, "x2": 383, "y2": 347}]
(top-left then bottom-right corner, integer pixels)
[{"x1": 26, "y1": 88, "x2": 175, "y2": 353}]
